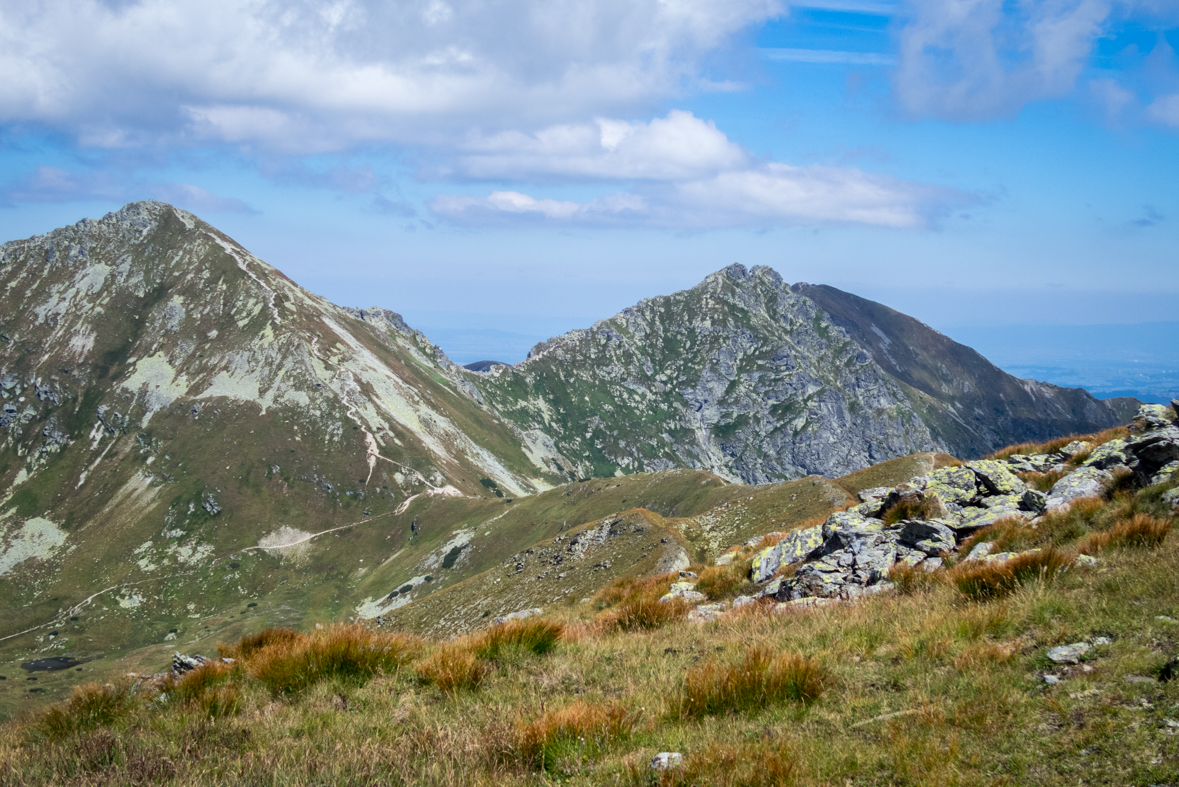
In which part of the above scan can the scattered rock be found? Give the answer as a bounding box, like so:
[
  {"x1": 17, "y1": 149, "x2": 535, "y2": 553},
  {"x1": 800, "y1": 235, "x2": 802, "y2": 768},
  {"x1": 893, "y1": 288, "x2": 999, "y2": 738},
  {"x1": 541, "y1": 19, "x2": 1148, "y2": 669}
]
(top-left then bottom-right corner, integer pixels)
[
  {"x1": 687, "y1": 602, "x2": 728, "y2": 623},
  {"x1": 492, "y1": 608, "x2": 542, "y2": 625},
  {"x1": 963, "y1": 541, "x2": 994, "y2": 562},
  {"x1": 651, "y1": 752, "x2": 684, "y2": 771},
  {"x1": 1060, "y1": 441, "x2": 1091, "y2": 458},
  {"x1": 171, "y1": 653, "x2": 210, "y2": 677},
  {"x1": 1162, "y1": 488, "x2": 1179, "y2": 511},
  {"x1": 1047, "y1": 642, "x2": 1091, "y2": 664},
  {"x1": 1043, "y1": 674, "x2": 1063, "y2": 685},
  {"x1": 715, "y1": 552, "x2": 737, "y2": 566},
  {"x1": 661, "y1": 582, "x2": 707, "y2": 604},
  {"x1": 1123, "y1": 674, "x2": 1156, "y2": 685}
]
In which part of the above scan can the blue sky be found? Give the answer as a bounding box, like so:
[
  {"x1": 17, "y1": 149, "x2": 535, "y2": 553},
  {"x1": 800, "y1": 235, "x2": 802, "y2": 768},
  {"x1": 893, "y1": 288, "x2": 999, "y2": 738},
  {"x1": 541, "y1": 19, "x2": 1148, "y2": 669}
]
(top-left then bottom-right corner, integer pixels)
[{"x1": 0, "y1": 1, "x2": 1176, "y2": 380}]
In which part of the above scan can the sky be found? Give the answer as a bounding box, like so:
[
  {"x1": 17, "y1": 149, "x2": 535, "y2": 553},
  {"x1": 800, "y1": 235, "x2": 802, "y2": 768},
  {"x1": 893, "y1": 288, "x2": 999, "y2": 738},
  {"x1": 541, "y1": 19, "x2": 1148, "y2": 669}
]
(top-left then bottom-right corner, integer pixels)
[{"x1": 0, "y1": 1, "x2": 1176, "y2": 392}]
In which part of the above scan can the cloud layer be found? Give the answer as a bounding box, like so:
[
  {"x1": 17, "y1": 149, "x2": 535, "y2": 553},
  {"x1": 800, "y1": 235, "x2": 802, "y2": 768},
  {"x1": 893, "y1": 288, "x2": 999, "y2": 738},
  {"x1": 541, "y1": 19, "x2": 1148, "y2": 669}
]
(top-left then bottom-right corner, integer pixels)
[
  {"x1": 0, "y1": 0, "x2": 782, "y2": 151},
  {"x1": 432, "y1": 112, "x2": 974, "y2": 229}
]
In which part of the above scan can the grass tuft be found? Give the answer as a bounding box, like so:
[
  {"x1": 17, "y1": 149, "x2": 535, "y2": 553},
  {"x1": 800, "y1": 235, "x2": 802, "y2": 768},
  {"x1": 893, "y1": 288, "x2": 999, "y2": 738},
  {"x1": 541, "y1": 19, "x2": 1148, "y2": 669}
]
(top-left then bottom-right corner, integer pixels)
[
  {"x1": 696, "y1": 561, "x2": 753, "y2": 601},
  {"x1": 880, "y1": 497, "x2": 943, "y2": 526},
  {"x1": 948, "y1": 549, "x2": 1072, "y2": 601},
  {"x1": 514, "y1": 701, "x2": 636, "y2": 771},
  {"x1": 470, "y1": 619, "x2": 564, "y2": 661},
  {"x1": 218, "y1": 627, "x2": 302, "y2": 660},
  {"x1": 33, "y1": 680, "x2": 139, "y2": 741},
  {"x1": 595, "y1": 572, "x2": 690, "y2": 631},
  {"x1": 1078, "y1": 513, "x2": 1171, "y2": 554},
  {"x1": 415, "y1": 645, "x2": 490, "y2": 693},
  {"x1": 246, "y1": 624, "x2": 419, "y2": 696},
  {"x1": 676, "y1": 648, "x2": 827, "y2": 718},
  {"x1": 645, "y1": 741, "x2": 796, "y2": 787}
]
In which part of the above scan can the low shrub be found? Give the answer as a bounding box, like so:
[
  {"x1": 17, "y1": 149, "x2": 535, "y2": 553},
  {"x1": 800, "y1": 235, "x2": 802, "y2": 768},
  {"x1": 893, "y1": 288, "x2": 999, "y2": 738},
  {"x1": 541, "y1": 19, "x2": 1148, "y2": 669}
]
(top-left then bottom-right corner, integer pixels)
[
  {"x1": 247, "y1": 625, "x2": 419, "y2": 696},
  {"x1": 34, "y1": 680, "x2": 140, "y2": 741},
  {"x1": 1078, "y1": 514, "x2": 1171, "y2": 554},
  {"x1": 471, "y1": 618, "x2": 564, "y2": 661},
  {"x1": 644, "y1": 741, "x2": 796, "y2": 787},
  {"x1": 948, "y1": 549, "x2": 1072, "y2": 601},
  {"x1": 676, "y1": 648, "x2": 827, "y2": 718},
  {"x1": 514, "y1": 701, "x2": 636, "y2": 771},
  {"x1": 415, "y1": 645, "x2": 490, "y2": 693}
]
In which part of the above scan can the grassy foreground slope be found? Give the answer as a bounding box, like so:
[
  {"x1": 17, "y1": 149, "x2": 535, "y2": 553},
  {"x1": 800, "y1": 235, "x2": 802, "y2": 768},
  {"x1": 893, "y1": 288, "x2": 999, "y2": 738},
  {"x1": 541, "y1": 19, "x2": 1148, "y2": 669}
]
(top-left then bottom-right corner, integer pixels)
[{"x1": 1, "y1": 431, "x2": 1176, "y2": 786}]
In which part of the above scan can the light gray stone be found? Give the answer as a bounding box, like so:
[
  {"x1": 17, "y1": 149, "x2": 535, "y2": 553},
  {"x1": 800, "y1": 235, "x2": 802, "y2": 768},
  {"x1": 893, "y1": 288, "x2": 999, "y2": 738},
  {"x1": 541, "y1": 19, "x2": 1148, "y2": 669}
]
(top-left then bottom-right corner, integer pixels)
[
  {"x1": 651, "y1": 753, "x2": 684, "y2": 771},
  {"x1": 1047, "y1": 642, "x2": 1091, "y2": 664},
  {"x1": 1046, "y1": 467, "x2": 1111, "y2": 511},
  {"x1": 963, "y1": 541, "x2": 994, "y2": 562},
  {"x1": 966, "y1": 460, "x2": 1027, "y2": 495}
]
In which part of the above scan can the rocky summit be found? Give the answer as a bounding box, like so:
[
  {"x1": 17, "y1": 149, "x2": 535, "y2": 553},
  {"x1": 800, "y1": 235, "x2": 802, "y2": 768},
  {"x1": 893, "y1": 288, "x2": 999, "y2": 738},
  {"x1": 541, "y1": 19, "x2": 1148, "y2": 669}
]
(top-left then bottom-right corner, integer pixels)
[
  {"x1": 0, "y1": 202, "x2": 1140, "y2": 720},
  {"x1": 472, "y1": 263, "x2": 1123, "y2": 483}
]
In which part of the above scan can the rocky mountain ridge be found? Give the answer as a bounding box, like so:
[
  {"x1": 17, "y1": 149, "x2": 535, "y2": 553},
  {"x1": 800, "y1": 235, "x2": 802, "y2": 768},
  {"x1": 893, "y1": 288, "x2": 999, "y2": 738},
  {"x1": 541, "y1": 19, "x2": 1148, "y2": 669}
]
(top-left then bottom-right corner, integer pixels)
[{"x1": 470, "y1": 264, "x2": 1124, "y2": 484}]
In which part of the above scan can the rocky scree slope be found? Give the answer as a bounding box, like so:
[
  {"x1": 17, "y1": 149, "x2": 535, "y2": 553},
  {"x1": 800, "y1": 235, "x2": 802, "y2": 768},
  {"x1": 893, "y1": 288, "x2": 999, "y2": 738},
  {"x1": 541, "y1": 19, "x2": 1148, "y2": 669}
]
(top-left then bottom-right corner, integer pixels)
[{"x1": 471, "y1": 264, "x2": 1122, "y2": 484}]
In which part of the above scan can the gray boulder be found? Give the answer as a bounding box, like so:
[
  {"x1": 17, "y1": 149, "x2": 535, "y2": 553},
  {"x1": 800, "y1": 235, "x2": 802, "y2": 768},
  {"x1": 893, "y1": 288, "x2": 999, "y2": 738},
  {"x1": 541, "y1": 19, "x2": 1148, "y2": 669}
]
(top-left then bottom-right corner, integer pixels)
[
  {"x1": 1082, "y1": 439, "x2": 1129, "y2": 470},
  {"x1": 898, "y1": 520, "x2": 956, "y2": 556},
  {"x1": 1046, "y1": 642, "x2": 1091, "y2": 664},
  {"x1": 966, "y1": 460, "x2": 1026, "y2": 496},
  {"x1": 1125, "y1": 426, "x2": 1179, "y2": 480},
  {"x1": 1162, "y1": 488, "x2": 1179, "y2": 511},
  {"x1": 1045, "y1": 467, "x2": 1110, "y2": 511}
]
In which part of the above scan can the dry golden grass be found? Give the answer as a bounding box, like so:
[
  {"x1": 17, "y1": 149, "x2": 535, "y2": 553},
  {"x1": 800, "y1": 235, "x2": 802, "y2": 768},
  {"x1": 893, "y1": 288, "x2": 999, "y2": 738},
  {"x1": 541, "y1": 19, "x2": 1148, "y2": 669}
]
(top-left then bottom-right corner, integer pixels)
[
  {"x1": 595, "y1": 571, "x2": 690, "y2": 631},
  {"x1": 217, "y1": 626, "x2": 302, "y2": 660},
  {"x1": 415, "y1": 644, "x2": 490, "y2": 693},
  {"x1": 675, "y1": 648, "x2": 827, "y2": 718},
  {"x1": 513, "y1": 701, "x2": 636, "y2": 771},
  {"x1": 1078, "y1": 513, "x2": 1171, "y2": 554},
  {"x1": 880, "y1": 496, "x2": 943, "y2": 526},
  {"x1": 246, "y1": 624, "x2": 420, "y2": 696},
  {"x1": 32, "y1": 680, "x2": 139, "y2": 742},
  {"x1": 948, "y1": 548, "x2": 1073, "y2": 600},
  {"x1": 696, "y1": 561, "x2": 751, "y2": 601},
  {"x1": 469, "y1": 619, "x2": 565, "y2": 661},
  {"x1": 1017, "y1": 468, "x2": 1066, "y2": 492}
]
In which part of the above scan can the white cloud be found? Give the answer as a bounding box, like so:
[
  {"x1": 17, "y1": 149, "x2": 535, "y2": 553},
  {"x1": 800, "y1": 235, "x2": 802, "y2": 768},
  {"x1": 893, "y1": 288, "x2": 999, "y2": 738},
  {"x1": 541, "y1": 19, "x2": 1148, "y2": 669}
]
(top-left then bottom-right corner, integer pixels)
[
  {"x1": 448, "y1": 110, "x2": 748, "y2": 181},
  {"x1": 0, "y1": 0, "x2": 784, "y2": 151},
  {"x1": 894, "y1": 0, "x2": 1118, "y2": 120},
  {"x1": 1147, "y1": 93, "x2": 1179, "y2": 128},
  {"x1": 433, "y1": 162, "x2": 972, "y2": 229}
]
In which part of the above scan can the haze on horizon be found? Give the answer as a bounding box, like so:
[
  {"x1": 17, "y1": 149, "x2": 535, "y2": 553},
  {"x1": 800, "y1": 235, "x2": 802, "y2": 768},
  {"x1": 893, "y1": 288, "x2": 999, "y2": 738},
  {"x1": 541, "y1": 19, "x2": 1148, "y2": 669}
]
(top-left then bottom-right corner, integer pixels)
[{"x1": 0, "y1": 0, "x2": 1176, "y2": 399}]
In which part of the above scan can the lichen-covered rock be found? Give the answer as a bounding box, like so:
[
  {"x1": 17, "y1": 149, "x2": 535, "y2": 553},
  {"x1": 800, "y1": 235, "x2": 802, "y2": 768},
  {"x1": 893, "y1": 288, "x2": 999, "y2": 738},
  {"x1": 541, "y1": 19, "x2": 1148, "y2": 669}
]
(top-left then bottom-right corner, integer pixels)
[
  {"x1": 898, "y1": 520, "x2": 956, "y2": 556},
  {"x1": 1060, "y1": 441, "x2": 1091, "y2": 458},
  {"x1": 687, "y1": 602, "x2": 728, "y2": 623},
  {"x1": 1083, "y1": 439, "x2": 1129, "y2": 470},
  {"x1": 963, "y1": 541, "x2": 994, "y2": 562},
  {"x1": 1006, "y1": 453, "x2": 1062, "y2": 474},
  {"x1": 965, "y1": 460, "x2": 1026, "y2": 496},
  {"x1": 924, "y1": 465, "x2": 979, "y2": 505},
  {"x1": 1131, "y1": 404, "x2": 1177, "y2": 433},
  {"x1": 1045, "y1": 467, "x2": 1111, "y2": 511},
  {"x1": 750, "y1": 525, "x2": 824, "y2": 583},
  {"x1": 1150, "y1": 461, "x2": 1179, "y2": 486},
  {"x1": 661, "y1": 582, "x2": 706, "y2": 604},
  {"x1": 954, "y1": 501, "x2": 1029, "y2": 534}
]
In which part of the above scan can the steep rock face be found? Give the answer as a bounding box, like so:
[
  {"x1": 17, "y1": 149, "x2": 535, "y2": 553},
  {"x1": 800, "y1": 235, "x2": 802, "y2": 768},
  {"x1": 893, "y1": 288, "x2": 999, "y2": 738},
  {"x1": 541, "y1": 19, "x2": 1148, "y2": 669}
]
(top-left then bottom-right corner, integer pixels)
[
  {"x1": 472, "y1": 265, "x2": 939, "y2": 483},
  {"x1": 791, "y1": 283, "x2": 1122, "y2": 458}
]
